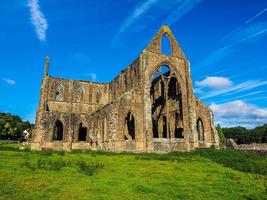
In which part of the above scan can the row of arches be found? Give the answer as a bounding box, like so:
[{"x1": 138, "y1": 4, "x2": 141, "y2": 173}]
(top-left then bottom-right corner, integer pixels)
[
  {"x1": 52, "y1": 111, "x2": 137, "y2": 143},
  {"x1": 52, "y1": 117, "x2": 205, "y2": 142},
  {"x1": 53, "y1": 120, "x2": 88, "y2": 142}
]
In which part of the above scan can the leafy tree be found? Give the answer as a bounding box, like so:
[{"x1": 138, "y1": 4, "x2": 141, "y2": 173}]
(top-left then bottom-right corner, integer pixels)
[
  {"x1": 216, "y1": 124, "x2": 226, "y2": 145},
  {"x1": 0, "y1": 112, "x2": 34, "y2": 141},
  {"x1": 222, "y1": 124, "x2": 267, "y2": 144}
]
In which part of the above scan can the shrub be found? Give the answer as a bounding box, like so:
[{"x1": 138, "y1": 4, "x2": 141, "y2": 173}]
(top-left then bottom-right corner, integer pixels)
[
  {"x1": 216, "y1": 124, "x2": 226, "y2": 145},
  {"x1": 76, "y1": 159, "x2": 104, "y2": 176}
]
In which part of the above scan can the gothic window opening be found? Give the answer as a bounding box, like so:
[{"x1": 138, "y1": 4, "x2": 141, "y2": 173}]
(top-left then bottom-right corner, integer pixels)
[
  {"x1": 78, "y1": 86, "x2": 85, "y2": 102},
  {"x1": 89, "y1": 88, "x2": 93, "y2": 103},
  {"x1": 53, "y1": 120, "x2": 63, "y2": 141},
  {"x1": 168, "y1": 77, "x2": 180, "y2": 99},
  {"x1": 46, "y1": 104, "x2": 49, "y2": 111},
  {"x1": 159, "y1": 65, "x2": 170, "y2": 75},
  {"x1": 151, "y1": 65, "x2": 183, "y2": 139},
  {"x1": 125, "y1": 112, "x2": 135, "y2": 140},
  {"x1": 78, "y1": 123, "x2": 87, "y2": 141},
  {"x1": 161, "y1": 34, "x2": 172, "y2": 55},
  {"x1": 55, "y1": 83, "x2": 64, "y2": 101},
  {"x1": 174, "y1": 113, "x2": 183, "y2": 138},
  {"x1": 197, "y1": 118, "x2": 205, "y2": 142},
  {"x1": 96, "y1": 89, "x2": 101, "y2": 104}
]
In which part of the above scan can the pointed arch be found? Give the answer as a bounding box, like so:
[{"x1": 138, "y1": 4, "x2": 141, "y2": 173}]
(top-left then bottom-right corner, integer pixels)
[
  {"x1": 168, "y1": 76, "x2": 181, "y2": 99},
  {"x1": 53, "y1": 120, "x2": 63, "y2": 141},
  {"x1": 78, "y1": 86, "x2": 85, "y2": 102},
  {"x1": 197, "y1": 118, "x2": 205, "y2": 142},
  {"x1": 161, "y1": 34, "x2": 172, "y2": 55},
  {"x1": 55, "y1": 83, "x2": 64, "y2": 101}
]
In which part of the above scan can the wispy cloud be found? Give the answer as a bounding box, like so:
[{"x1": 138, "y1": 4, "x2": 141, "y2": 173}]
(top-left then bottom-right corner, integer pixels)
[
  {"x1": 222, "y1": 8, "x2": 267, "y2": 40},
  {"x1": 197, "y1": 23, "x2": 267, "y2": 68},
  {"x1": 163, "y1": 0, "x2": 201, "y2": 25},
  {"x1": 113, "y1": 0, "x2": 159, "y2": 42},
  {"x1": 200, "y1": 80, "x2": 267, "y2": 99},
  {"x1": 213, "y1": 90, "x2": 266, "y2": 104},
  {"x1": 210, "y1": 100, "x2": 267, "y2": 128},
  {"x1": 28, "y1": 0, "x2": 48, "y2": 41},
  {"x1": 3, "y1": 78, "x2": 16, "y2": 85},
  {"x1": 113, "y1": 0, "x2": 202, "y2": 43}
]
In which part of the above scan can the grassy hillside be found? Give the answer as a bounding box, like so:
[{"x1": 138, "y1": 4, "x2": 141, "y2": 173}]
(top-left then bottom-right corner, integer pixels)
[{"x1": 0, "y1": 144, "x2": 266, "y2": 200}]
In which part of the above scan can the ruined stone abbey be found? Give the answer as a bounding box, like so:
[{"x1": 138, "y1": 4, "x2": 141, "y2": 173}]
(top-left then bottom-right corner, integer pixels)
[{"x1": 32, "y1": 26, "x2": 219, "y2": 152}]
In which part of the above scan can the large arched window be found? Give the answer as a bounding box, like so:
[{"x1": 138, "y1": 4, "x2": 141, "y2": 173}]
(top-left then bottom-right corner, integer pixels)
[
  {"x1": 150, "y1": 65, "x2": 183, "y2": 139},
  {"x1": 197, "y1": 118, "x2": 205, "y2": 142},
  {"x1": 161, "y1": 34, "x2": 172, "y2": 55},
  {"x1": 53, "y1": 120, "x2": 63, "y2": 141},
  {"x1": 125, "y1": 112, "x2": 135, "y2": 140},
  {"x1": 78, "y1": 123, "x2": 87, "y2": 141}
]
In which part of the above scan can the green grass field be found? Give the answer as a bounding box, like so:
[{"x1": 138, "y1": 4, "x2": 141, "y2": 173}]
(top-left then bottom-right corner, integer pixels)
[{"x1": 0, "y1": 143, "x2": 266, "y2": 200}]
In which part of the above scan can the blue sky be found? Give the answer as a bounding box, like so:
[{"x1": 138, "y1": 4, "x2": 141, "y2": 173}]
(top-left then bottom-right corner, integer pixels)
[{"x1": 0, "y1": 0, "x2": 267, "y2": 128}]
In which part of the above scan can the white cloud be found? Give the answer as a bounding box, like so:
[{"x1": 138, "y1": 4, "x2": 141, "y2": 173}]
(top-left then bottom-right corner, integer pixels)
[
  {"x1": 3, "y1": 78, "x2": 16, "y2": 85},
  {"x1": 210, "y1": 100, "x2": 267, "y2": 128},
  {"x1": 196, "y1": 76, "x2": 233, "y2": 89},
  {"x1": 28, "y1": 0, "x2": 48, "y2": 41}
]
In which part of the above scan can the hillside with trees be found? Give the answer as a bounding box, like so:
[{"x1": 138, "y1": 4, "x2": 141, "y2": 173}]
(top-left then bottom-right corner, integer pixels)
[
  {"x1": 0, "y1": 112, "x2": 33, "y2": 141},
  {"x1": 221, "y1": 124, "x2": 267, "y2": 144}
]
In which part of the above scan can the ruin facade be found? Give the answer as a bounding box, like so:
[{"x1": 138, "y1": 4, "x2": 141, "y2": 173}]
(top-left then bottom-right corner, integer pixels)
[{"x1": 31, "y1": 26, "x2": 219, "y2": 152}]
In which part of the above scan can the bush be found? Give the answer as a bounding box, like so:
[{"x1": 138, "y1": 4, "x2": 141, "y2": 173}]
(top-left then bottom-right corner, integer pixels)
[{"x1": 76, "y1": 159, "x2": 104, "y2": 176}]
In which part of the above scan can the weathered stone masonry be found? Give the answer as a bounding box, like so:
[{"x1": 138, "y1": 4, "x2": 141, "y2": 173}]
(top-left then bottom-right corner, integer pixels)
[{"x1": 31, "y1": 26, "x2": 219, "y2": 152}]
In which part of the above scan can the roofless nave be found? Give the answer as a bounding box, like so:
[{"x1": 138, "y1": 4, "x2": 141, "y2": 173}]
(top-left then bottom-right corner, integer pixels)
[{"x1": 32, "y1": 26, "x2": 220, "y2": 152}]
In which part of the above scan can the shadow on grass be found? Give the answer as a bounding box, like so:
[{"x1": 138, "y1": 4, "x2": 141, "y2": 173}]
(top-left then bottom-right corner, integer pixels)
[{"x1": 135, "y1": 149, "x2": 267, "y2": 176}]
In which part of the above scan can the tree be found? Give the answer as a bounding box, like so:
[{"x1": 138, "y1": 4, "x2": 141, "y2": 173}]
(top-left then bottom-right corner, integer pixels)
[
  {"x1": 216, "y1": 124, "x2": 226, "y2": 145},
  {"x1": 0, "y1": 112, "x2": 34, "y2": 141},
  {"x1": 222, "y1": 124, "x2": 267, "y2": 144}
]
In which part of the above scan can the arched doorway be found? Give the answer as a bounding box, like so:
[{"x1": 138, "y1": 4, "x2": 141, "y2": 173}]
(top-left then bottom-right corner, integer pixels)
[
  {"x1": 53, "y1": 120, "x2": 63, "y2": 141},
  {"x1": 78, "y1": 123, "x2": 87, "y2": 141}
]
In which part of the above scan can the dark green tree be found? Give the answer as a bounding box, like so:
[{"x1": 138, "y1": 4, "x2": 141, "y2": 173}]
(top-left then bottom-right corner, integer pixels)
[{"x1": 216, "y1": 124, "x2": 226, "y2": 145}]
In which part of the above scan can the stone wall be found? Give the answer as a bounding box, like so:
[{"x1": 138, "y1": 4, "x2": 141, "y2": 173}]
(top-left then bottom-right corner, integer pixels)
[{"x1": 227, "y1": 139, "x2": 267, "y2": 153}]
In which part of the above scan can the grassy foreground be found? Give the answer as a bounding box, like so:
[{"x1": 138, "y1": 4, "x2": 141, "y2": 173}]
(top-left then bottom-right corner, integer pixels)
[{"x1": 0, "y1": 144, "x2": 266, "y2": 200}]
